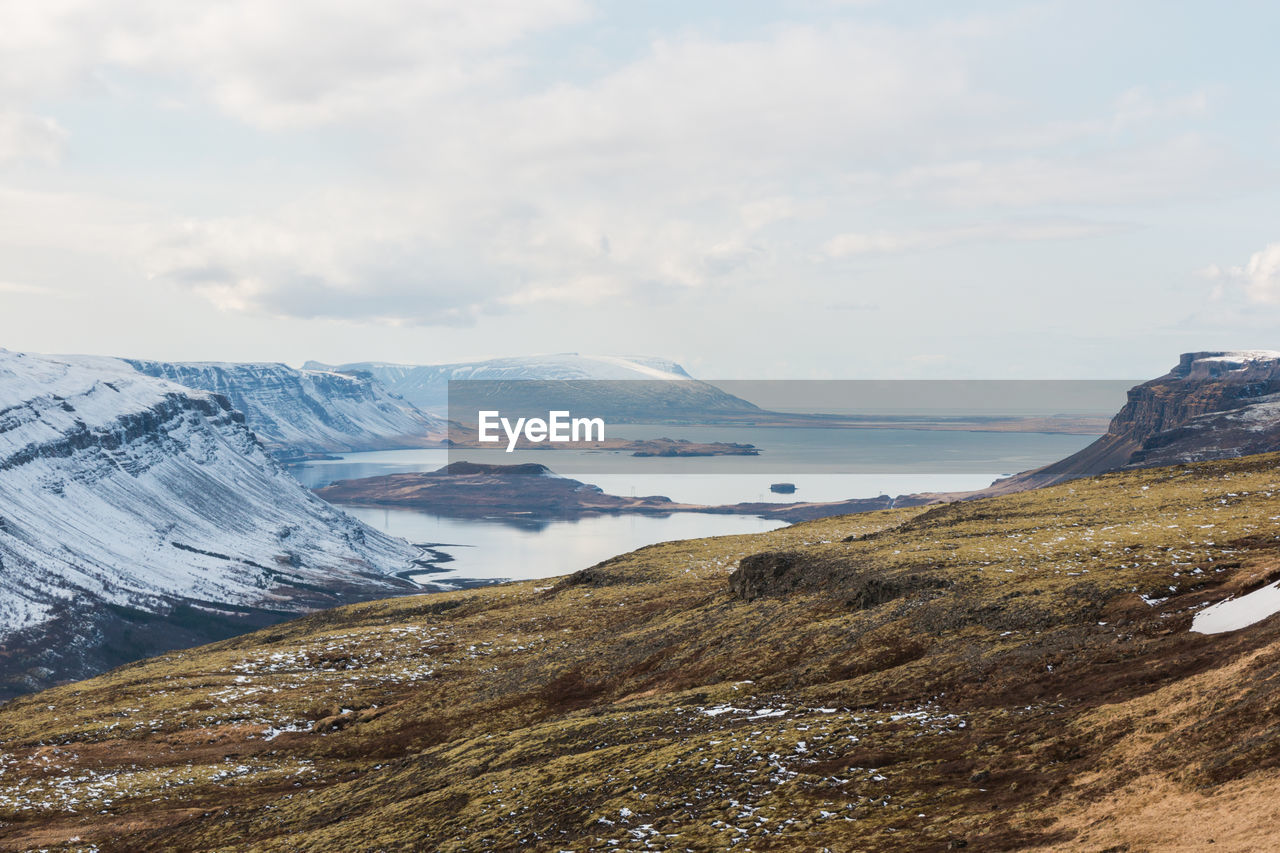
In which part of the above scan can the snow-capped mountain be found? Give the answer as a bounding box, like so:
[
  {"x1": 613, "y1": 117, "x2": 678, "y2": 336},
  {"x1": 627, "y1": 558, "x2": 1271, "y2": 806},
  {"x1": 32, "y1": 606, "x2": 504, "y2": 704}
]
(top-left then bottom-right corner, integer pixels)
[
  {"x1": 127, "y1": 360, "x2": 446, "y2": 460},
  {"x1": 0, "y1": 350, "x2": 421, "y2": 697},
  {"x1": 304, "y1": 354, "x2": 759, "y2": 420}
]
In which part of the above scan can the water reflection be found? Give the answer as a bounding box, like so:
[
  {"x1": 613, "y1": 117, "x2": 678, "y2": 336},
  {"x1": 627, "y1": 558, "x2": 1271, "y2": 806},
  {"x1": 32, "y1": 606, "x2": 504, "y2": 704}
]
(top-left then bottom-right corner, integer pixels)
[
  {"x1": 292, "y1": 428, "x2": 1097, "y2": 587},
  {"x1": 340, "y1": 506, "x2": 787, "y2": 586}
]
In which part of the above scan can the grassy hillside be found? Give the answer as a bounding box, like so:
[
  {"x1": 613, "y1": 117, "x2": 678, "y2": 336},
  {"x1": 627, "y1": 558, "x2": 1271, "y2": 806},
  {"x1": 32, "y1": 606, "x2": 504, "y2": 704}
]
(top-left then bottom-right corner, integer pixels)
[{"x1": 5, "y1": 454, "x2": 1280, "y2": 851}]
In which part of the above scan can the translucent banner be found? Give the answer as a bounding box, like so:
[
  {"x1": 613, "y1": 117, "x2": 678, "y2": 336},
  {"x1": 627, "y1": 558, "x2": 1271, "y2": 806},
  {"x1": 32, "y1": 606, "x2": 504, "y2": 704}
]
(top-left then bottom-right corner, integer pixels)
[{"x1": 445, "y1": 379, "x2": 1136, "y2": 476}]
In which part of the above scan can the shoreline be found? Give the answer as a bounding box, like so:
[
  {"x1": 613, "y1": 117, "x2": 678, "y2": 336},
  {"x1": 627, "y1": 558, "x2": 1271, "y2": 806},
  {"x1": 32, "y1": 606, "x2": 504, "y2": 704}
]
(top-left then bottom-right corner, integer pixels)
[{"x1": 314, "y1": 462, "x2": 947, "y2": 523}]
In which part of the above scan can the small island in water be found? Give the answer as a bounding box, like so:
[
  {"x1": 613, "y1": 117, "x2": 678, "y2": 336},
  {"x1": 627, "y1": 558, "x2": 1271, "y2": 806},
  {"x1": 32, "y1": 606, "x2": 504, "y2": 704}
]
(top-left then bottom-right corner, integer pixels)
[
  {"x1": 314, "y1": 461, "x2": 937, "y2": 522},
  {"x1": 626, "y1": 437, "x2": 759, "y2": 457},
  {"x1": 443, "y1": 432, "x2": 759, "y2": 456}
]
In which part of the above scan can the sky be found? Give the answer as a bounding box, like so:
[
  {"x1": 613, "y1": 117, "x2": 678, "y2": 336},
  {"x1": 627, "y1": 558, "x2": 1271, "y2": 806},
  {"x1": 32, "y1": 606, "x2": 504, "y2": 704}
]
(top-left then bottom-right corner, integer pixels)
[{"x1": 0, "y1": 0, "x2": 1278, "y2": 379}]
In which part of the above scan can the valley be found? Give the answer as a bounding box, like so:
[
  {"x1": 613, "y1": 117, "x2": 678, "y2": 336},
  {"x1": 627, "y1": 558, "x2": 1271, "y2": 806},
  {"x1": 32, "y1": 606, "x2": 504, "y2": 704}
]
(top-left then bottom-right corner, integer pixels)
[
  {"x1": 3, "y1": 453, "x2": 1280, "y2": 849},
  {"x1": 7, "y1": 6, "x2": 1275, "y2": 848},
  {"x1": 5, "y1": 349, "x2": 1280, "y2": 849}
]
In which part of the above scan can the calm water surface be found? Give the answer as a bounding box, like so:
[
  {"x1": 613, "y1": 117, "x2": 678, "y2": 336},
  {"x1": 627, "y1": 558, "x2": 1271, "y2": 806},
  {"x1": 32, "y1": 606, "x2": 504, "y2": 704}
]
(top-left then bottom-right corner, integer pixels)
[
  {"x1": 343, "y1": 507, "x2": 787, "y2": 586},
  {"x1": 293, "y1": 427, "x2": 1097, "y2": 584}
]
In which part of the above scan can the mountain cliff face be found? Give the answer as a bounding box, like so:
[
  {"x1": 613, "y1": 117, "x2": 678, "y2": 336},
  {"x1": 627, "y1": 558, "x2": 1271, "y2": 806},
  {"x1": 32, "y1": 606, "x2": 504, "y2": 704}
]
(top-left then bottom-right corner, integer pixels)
[
  {"x1": 304, "y1": 354, "x2": 760, "y2": 421},
  {"x1": 126, "y1": 360, "x2": 445, "y2": 460},
  {"x1": 0, "y1": 350, "x2": 420, "y2": 697},
  {"x1": 987, "y1": 351, "x2": 1280, "y2": 493}
]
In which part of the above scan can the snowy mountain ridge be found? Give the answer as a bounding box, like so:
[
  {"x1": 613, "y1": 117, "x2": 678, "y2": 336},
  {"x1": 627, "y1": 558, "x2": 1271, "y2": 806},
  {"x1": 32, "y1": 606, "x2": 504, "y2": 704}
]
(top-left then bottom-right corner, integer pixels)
[
  {"x1": 309, "y1": 354, "x2": 693, "y2": 385},
  {"x1": 303, "y1": 354, "x2": 757, "y2": 420},
  {"x1": 126, "y1": 359, "x2": 445, "y2": 459},
  {"x1": 0, "y1": 349, "x2": 420, "y2": 696}
]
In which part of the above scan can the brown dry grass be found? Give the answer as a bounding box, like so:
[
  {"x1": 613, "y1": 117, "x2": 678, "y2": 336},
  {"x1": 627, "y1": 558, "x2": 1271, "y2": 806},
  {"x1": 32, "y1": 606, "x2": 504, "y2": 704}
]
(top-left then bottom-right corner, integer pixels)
[{"x1": 3, "y1": 455, "x2": 1280, "y2": 849}]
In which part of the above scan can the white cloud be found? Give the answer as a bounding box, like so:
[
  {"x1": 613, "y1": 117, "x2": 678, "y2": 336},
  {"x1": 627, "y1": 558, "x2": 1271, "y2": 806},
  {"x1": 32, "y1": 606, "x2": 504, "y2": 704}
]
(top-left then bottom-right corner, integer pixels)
[
  {"x1": 143, "y1": 203, "x2": 513, "y2": 325},
  {"x1": 0, "y1": 186, "x2": 150, "y2": 254},
  {"x1": 0, "y1": 0, "x2": 590, "y2": 127},
  {"x1": 0, "y1": 113, "x2": 66, "y2": 164},
  {"x1": 1205, "y1": 242, "x2": 1280, "y2": 305},
  {"x1": 132, "y1": 18, "x2": 1001, "y2": 322},
  {"x1": 398, "y1": 18, "x2": 1020, "y2": 217},
  {"x1": 883, "y1": 134, "x2": 1247, "y2": 208},
  {"x1": 142, "y1": 187, "x2": 782, "y2": 324},
  {"x1": 132, "y1": 15, "x2": 1247, "y2": 325},
  {"x1": 0, "y1": 2, "x2": 1258, "y2": 337},
  {"x1": 1112, "y1": 86, "x2": 1209, "y2": 126},
  {"x1": 823, "y1": 219, "x2": 1130, "y2": 258},
  {"x1": 0, "y1": 281, "x2": 53, "y2": 295}
]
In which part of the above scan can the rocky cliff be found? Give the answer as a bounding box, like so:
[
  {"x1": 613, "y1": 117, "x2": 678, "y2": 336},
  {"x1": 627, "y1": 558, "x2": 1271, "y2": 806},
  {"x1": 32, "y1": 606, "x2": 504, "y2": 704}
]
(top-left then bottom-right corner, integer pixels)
[{"x1": 985, "y1": 350, "x2": 1280, "y2": 493}]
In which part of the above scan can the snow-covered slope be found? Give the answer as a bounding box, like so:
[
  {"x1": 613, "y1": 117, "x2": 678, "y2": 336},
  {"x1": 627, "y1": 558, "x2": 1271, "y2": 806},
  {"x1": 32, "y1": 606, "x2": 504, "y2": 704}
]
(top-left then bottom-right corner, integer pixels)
[
  {"x1": 0, "y1": 350, "x2": 421, "y2": 696},
  {"x1": 428, "y1": 354, "x2": 694, "y2": 382},
  {"x1": 305, "y1": 354, "x2": 758, "y2": 420},
  {"x1": 127, "y1": 360, "x2": 445, "y2": 460}
]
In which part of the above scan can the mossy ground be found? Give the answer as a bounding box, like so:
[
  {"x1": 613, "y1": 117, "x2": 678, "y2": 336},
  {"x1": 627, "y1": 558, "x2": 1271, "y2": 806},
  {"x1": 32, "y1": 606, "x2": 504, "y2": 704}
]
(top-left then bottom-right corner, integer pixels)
[{"x1": 5, "y1": 455, "x2": 1280, "y2": 850}]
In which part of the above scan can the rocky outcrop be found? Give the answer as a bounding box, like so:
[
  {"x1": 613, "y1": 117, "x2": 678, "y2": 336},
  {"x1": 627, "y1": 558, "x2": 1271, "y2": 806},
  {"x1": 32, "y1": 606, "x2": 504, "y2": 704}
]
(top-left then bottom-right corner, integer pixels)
[
  {"x1": 1128, "y1": 396, "x2": 1280, "y2": 466},
  {"x1": 983, "y1": 351, "x2": 1280, "y2": 493},
  {"x1": 729, "y1": 549, "x2": 950, "y2": 605}
]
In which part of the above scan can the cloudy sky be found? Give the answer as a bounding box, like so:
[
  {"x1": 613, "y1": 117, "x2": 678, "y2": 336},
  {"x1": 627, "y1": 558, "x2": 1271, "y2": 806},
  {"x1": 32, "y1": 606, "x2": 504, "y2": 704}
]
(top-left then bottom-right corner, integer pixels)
[{"x1": 1, "y1": 0, "x2": 1278, "y2": 378}]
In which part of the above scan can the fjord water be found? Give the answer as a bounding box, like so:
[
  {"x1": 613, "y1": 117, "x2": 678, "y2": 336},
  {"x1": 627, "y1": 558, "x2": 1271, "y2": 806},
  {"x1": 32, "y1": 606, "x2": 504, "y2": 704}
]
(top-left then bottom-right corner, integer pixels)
[
  {"x1": 292, "y1": 427, "x2": 1097, "y2": 585},
  {"x1": 339, "y1": 507, "x2": 787, "y2": 587}
]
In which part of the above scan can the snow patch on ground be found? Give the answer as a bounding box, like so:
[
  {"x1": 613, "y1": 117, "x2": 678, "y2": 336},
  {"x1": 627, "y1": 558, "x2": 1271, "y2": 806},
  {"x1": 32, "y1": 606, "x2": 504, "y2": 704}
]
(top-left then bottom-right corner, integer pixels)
[{"x1": 1191, "y1": 581, "x2": 1280, "y2": 634}]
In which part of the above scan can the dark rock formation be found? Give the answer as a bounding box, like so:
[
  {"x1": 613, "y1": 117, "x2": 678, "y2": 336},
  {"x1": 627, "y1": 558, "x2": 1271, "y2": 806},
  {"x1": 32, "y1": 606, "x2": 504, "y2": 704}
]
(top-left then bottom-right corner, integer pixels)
[
  {"x1": 983, "y1": 351, "x2": 1280, "y2": 493},
  {"x1": 729, "y1": 550, "x2": 949, "y2": 606},
  {"x1": 729, "y1": 551, "x2": 804, "y2": 600}
]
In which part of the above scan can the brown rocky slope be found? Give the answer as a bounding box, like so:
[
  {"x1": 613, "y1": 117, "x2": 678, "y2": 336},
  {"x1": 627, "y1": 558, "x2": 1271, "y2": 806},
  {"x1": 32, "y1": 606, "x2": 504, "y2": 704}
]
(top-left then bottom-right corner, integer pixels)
[{"x1": 3, "y1": 453, "x2": 1280, "y2": 849}]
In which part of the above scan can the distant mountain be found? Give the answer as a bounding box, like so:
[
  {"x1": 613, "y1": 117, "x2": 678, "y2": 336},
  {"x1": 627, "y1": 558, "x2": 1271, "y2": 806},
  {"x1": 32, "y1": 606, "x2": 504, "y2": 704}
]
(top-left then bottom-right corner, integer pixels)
[
  {"x1": 986, "y1": 350, "x2": 1280, "y2": 493},
  {"x1": 304, "y1": 354, "x2": 760, "y2": 422},
  {"x1": 0, "y1": 350, "x2": 420, "y2": 697},
  {"x1": 127, "y1": 360, "x2": 445, "y2": 460}
]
